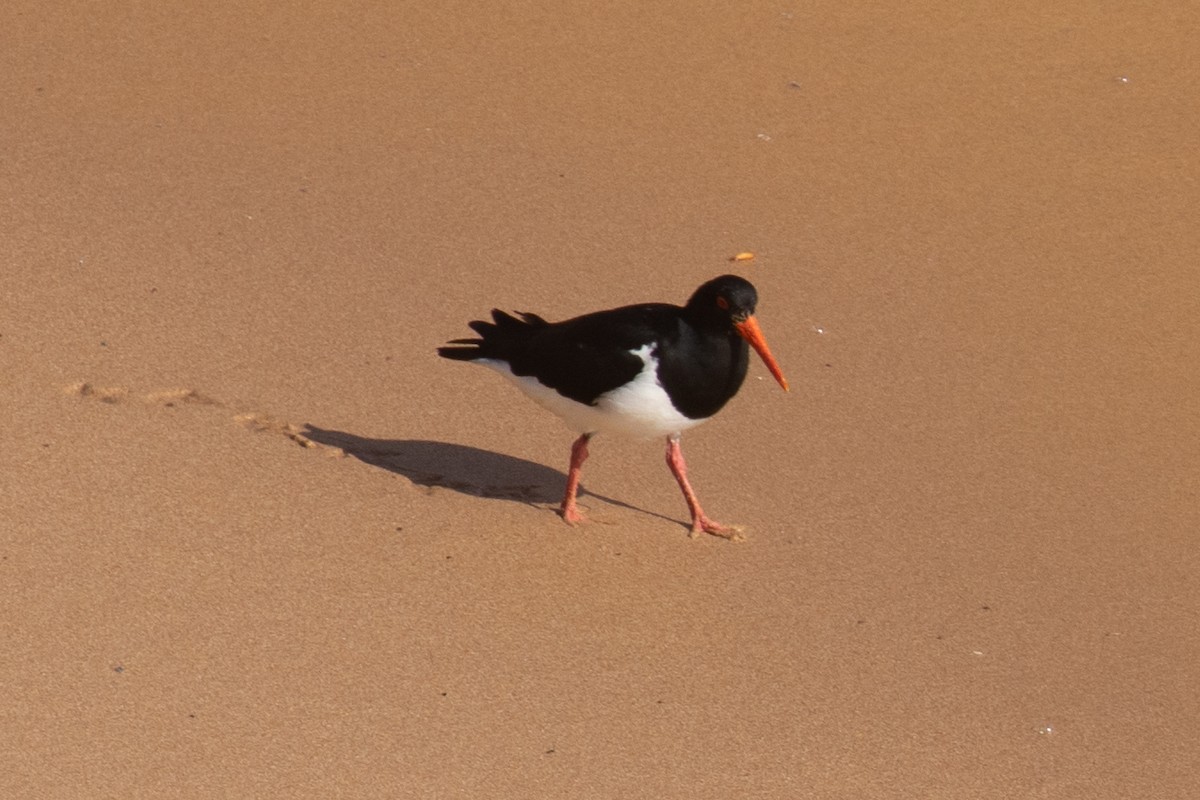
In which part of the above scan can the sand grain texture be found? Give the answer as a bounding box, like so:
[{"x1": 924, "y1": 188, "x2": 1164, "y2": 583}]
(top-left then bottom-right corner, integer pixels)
[{"x1": 3, "y1": 2, "x2": 1198, "y2": 798}]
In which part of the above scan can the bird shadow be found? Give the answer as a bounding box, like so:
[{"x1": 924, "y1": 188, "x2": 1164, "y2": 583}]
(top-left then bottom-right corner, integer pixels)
[{"x1": 301, "y1": 425, "x2": 677, "y2": 524}]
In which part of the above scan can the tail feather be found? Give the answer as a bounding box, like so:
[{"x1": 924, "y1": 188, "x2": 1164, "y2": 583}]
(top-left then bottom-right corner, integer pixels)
[
  {"x1": 437, "y1": 308, "x2": 549, "y2": 362},
  {"x1": 515, "y1": 311, "x2": 549, "y2": 326}
]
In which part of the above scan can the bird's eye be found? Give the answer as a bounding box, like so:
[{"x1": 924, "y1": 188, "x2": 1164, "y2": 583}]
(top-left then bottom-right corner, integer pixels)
[{"x1": 716, "y1": 296, "x2": 729, "y2": 310}]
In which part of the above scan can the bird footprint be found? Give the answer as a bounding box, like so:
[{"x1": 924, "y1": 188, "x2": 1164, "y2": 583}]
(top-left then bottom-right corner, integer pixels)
[
  {"x1": 64, "y1": 382, "x2": 556, "y2": 503},
  {"x1": 65, "y1": 381, "x2": 341, "y2": 455}
]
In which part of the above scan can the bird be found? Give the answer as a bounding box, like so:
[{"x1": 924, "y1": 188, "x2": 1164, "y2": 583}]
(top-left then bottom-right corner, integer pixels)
[{"x1": 437, "y1": 274, "x2": 789, "y2": 539}]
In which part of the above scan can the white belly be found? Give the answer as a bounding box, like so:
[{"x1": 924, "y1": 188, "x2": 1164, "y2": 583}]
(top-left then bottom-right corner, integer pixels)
[{"x1": 478, "y1": 345, "x2": 705, "y2": 439}]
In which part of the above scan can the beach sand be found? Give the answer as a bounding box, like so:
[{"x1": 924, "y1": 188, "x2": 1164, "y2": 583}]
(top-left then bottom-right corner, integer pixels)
[{"x1": 3, "y1": 2, "x2": 1197, "y2": 797}]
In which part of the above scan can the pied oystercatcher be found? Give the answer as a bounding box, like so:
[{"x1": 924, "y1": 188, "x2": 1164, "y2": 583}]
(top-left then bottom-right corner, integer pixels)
[{"x1": 437, "y1": 274, "x2": 789, "y2": 538}]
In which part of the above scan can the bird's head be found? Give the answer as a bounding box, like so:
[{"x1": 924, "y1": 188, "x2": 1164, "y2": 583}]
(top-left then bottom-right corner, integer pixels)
[{"x1": 688, "y1": 275, "x2": 789, "y2": 392}]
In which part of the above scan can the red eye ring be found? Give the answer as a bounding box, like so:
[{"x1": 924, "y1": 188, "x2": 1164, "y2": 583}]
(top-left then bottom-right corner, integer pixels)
[{"x1": 716, "y1": 296, "x2": 729, "y2": 310}]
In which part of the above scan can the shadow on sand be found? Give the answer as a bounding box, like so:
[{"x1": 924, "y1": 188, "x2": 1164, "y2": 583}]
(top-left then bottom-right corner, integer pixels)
[{"x1": 302, "y1": 425, "x2": 673, "y2": 524}]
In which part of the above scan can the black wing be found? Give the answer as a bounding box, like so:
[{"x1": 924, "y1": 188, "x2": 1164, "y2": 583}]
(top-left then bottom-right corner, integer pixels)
[{"x1": 441, "y1": 303, "x2": 684, "y2": 406}]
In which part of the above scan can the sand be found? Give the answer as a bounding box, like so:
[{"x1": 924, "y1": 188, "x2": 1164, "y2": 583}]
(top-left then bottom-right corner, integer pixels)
[{"x1": 3, "y1": 2, "x2": 1198, "y2": 797}]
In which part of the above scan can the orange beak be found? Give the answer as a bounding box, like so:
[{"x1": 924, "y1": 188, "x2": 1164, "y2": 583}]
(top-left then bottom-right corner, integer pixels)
[{"x1": 734, "y1": 316, "x2": 789, "y2": 392}]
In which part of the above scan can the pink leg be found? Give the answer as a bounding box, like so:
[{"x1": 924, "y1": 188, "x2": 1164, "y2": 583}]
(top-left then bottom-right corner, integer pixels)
[
  {"x1": 665, "y1": 435, "x2": 743, "y2": 540},
  {"x1": 560, "y1": 433, "x2": 591, "y2": 525}
]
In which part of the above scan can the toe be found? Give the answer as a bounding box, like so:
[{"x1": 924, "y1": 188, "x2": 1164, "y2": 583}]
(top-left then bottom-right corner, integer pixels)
[
  {"x1": 560, "y1": 506, "x2": 588, "y2": 526},
  {"x1": 691, "y1": 517, "x2": 745, "y2": 541}
]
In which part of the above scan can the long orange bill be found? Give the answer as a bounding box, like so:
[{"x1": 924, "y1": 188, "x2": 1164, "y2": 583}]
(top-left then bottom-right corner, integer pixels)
[{"x1": 734, "y1": 316, "x2": 789, "y2": 392}]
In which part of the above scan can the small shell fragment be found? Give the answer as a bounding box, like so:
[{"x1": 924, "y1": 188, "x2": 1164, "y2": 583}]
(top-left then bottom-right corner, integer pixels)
[{"x1": 730, "y1": 252, "x2": 755, "y2": 262}]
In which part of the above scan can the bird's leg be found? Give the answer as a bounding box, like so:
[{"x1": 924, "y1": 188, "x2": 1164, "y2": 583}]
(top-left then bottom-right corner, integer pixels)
[
  {"x1": 560, "y1": 433, "x2": 592, "y2": 525},
  {"x1": 665, "y1": 435, "x2": 744, "y2": 540}
]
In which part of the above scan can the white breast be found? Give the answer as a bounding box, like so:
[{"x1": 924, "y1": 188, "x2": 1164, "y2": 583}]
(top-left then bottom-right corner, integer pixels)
[{"x1": 478, "y1": 345, "x2": 706, "y2": 439}]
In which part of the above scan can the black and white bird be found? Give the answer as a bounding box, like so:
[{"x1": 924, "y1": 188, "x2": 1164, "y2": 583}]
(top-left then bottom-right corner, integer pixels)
[{"x1": 437, "y1": 274, "x2": 789, "y2": 538}]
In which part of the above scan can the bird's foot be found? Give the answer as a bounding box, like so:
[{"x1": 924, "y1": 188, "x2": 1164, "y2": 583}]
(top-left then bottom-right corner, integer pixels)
[
  {"x1": 689, "y1": 516, "x2": 745, "y2": 542},
  {"x1": 559, "y1": 504, "x2": 588, "y2": 527}
]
